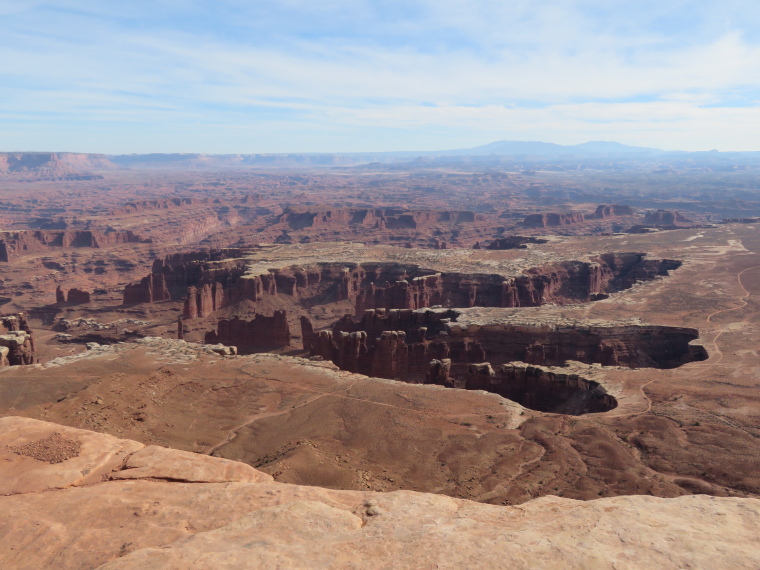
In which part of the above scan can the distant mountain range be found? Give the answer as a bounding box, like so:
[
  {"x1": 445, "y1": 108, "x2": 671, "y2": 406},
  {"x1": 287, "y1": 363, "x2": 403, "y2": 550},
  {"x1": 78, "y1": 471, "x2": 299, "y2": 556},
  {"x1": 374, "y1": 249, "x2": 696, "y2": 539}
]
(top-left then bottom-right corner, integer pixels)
[
  {"x1": 430, "y1": 140, "x2": 663, "y2": 157},
  {"x1": 2, "y1": 141, "x2": 758, "y2": 176}
]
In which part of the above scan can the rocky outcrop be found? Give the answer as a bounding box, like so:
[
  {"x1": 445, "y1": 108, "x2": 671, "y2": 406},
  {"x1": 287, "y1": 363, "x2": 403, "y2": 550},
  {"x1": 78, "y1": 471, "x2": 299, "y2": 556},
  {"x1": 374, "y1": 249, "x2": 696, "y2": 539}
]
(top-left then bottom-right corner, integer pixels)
[
  {"x1": 353, "y1": 254, "x2": 681, "y2": 314},
  {"x1": 643, "y1": 209, "x2": 692, "y2": 226},
  {"x1": 460, "y1": 361, "x2": 617, "y2": 414},
  {"x1": 0, "y1": 314, "x2": 35, "y2": 365},
  {"x1": 122, "y1": 250, "x2": 248, "y2": 310},
  {"x1": 56, "y1": 286, "x2": 91, "y2": 305},
  {"x1": 126, "y1": 253, "x2": 682, "y2": 321},
  {"x1": 66, "y1": 289, "x2": 91, "y2": 304},
  {"x1": 522, "y1": 212, "x2": 585, "y2": 228},
  {"x1": 300, "y1": 316, "x2": 316, "y2": 350},
  {"x1": 109, "y1": 198, "x2": 198, "y2": 215},
  {"x1": 426, "y1": 358, "x2": 451, "y2": 385},
  {"x1": 123, "y1": 273, "x2": 171, "y2": 305},
  {"x1": 2, "y1": 417, "x2": 759, "y2": 569},
  {"x1": 276, "y1": 207, "x2": 483, "y2": 230},
  {"x1": 204, "y1": 311, "x2": 291, "y2": 351},
  {"x1": 304, "y1": 308, "x2": 706, "y2": 412},
  {"x1": 593, "y1": 204, "x2": 635, "y2": 218},
  {"x1": 0, "y1": 229, "x2": 147, "y2": 261}
]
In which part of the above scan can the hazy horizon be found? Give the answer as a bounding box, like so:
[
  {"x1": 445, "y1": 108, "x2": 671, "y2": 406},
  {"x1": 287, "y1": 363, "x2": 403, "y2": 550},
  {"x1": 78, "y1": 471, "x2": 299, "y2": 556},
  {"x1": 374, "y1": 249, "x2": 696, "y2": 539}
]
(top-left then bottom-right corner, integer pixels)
[{"x1": 3, "y1": 1, "x2": 760, "y2": 154}]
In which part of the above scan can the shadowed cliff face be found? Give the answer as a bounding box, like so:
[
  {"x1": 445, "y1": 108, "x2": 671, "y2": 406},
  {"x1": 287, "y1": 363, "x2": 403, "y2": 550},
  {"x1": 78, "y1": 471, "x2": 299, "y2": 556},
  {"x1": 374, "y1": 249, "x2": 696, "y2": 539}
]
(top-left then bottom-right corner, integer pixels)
[
  {"x1": 122, "y1": 251, "x2": 682, "y2": 319},
  {"x1": 302, "y1": 308, "x2": 708, "y2": 415},
  {"x1": 458, "y1": 362, "x2": 618, "y2": 415},
  {"x1": 314, "y1": 309, "x2": 706, "y2": 371}
]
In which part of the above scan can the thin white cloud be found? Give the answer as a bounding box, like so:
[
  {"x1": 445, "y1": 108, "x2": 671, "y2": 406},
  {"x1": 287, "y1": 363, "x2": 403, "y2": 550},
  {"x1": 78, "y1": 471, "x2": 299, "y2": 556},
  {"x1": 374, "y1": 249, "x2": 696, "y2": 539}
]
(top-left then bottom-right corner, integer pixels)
[{"x1": 2, "y1": 0, "x2": 760, "y2": 151}]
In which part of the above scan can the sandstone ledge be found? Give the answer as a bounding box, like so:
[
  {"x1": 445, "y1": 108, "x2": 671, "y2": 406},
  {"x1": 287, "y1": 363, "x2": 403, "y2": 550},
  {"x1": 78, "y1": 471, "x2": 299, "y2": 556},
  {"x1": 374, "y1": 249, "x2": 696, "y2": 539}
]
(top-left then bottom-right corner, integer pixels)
[{"x1": 0, "y1": 417, "x2": 758, "y2": 569}]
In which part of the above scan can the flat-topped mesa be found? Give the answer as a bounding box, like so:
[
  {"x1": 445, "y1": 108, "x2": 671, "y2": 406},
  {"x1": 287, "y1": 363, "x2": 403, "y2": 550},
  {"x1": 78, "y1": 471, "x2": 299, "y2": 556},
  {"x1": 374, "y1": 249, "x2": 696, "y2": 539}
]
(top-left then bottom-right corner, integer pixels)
[
  {"x1": 204, "y1": 311, "x2": 291, "y2": 352},
  {"x1": 593, "y1": 204, "x2": 635, "y2": 218},
  {"x1": 55, "y1": 286, "x2": 91, "y2": 305},
  {"x1": 109, "y1": 198, "x2": 199, "y2": 216},
  {"x1": 522, "y1": 212, "x2": 586, "y2": 228},
  {"x1": 354, "y1": 253, "x2": 681, "y2": 314},
  {"x1": 0, "y1": 314, "x2": 35, "y2": 366},
  {"x1": 643, "y1": 209, "x2": 692, "y2": 226},
  {"x1": 304, "y1": 308, "x2": 707, "y2": 379},
  {"x1": 0, "y1": 230, "x2": 148, "y2": 262},
  {"x1": 0, "y1": 152, "x2": 113, "y2": 180},
  {"x1": 276, "y1": 206, "x2": 484, "y2": 230},
  {"x1": 124, "y1": 252, "x2": 681, "y2": 320}
]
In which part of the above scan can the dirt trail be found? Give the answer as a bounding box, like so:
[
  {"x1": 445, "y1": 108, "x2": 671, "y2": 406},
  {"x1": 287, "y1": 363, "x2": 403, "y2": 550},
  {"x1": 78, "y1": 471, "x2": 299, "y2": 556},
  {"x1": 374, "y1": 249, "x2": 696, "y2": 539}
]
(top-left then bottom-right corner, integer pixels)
[{"x1": 612, "y1": 260, "x2": 760, "y2": 418}]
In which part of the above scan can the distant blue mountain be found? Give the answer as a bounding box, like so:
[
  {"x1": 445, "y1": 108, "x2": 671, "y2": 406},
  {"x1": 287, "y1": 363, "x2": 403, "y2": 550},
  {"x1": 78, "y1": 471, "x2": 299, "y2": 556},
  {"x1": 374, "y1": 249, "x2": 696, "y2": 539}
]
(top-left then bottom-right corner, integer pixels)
[{"x1": 438, "y1": 140, "x2": 663, "y2": 157}]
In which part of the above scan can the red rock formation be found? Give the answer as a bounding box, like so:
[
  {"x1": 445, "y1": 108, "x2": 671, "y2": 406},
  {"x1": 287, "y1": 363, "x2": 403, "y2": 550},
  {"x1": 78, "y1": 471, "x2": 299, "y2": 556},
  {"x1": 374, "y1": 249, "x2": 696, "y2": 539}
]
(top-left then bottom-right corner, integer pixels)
[
  {"x1": 204, "y1": 311, "x2": 291, "y2": 351},
  {"x1": 109, "y1": 198, "x2": 198, "y2": 216},
  {"x1": 276, "y1": 207, "x2": 483, "y2": 231},
  {"x1": 123, "y1": 273, "x2": 171, "y2": 305},
  {"x1": 0, "y1": 314, "x2": 35, "y2": 366},
  {"x1": 522, "y1": 212, "x2": 585, "y2": 228},
  {"x1": 300, "y1": 316, "x2": 316, "y2": 351},
  {"x1": 0, "y1": 230, "x2": 147, "y2": 261},
  {"x1": 127, "y1": 254, "x2": 682, "y2": 321},
  {"x1": 462, "y1": 362, "x2": 618, "y2": 415},
  {"x1": 426, "y1": 358, "x2": 451, "y2": 385},
  {"x1": 643, "y1": 210, "x2": 692, "y2": 226},
  {"x1": 66, "y1": 289, "x2": 91, "y2": 305},
  {"x1": 308, "y1": 308, "x2": 706, "y2": 381},
  {"x1": 55, "y1": 286, "x2": 65, "y2": 304}
]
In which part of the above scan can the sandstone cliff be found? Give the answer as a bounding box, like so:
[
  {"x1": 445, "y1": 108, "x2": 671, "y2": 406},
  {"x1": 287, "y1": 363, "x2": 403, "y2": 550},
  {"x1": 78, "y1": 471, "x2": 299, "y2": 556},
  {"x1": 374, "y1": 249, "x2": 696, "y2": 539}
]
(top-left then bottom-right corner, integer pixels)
[
  {"x1": 124, "y1": 253, "x2": 682, "y2": 322},
  {"x1": 303, "y1": 308, "x2": 705, "y2": 412},
  {"x1": 522, "y1": 212, "x2": 586, "y2": 228},
  {"x1": 643, "y1": 209, "x2": 692, "y2": 226},
  {"x1": 0, "y1": 229, "x2": 147, "y2": 262}
]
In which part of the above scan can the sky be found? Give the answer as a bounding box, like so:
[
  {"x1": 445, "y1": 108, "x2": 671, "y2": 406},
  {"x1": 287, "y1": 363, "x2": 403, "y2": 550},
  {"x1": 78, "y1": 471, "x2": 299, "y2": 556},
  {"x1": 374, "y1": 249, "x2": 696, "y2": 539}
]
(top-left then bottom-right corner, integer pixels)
[{"x1": 1, "y1": 0, "x2": 760, "y2": 153}]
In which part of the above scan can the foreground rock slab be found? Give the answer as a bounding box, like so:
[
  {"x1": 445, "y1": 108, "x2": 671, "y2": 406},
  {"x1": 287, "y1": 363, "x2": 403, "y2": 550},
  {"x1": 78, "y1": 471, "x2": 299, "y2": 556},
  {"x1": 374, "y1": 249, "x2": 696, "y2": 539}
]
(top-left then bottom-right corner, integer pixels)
[{"x1": 0, "y1": 417, "x2": 759, "y2": 569}]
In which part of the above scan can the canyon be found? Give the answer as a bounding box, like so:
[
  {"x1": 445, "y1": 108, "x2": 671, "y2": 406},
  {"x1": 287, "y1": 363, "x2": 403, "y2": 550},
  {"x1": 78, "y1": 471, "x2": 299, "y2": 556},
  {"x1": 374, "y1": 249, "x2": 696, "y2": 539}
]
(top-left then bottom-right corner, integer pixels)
[{"x1": 0, "y1": 158, "x2": 759, "y2": 568}]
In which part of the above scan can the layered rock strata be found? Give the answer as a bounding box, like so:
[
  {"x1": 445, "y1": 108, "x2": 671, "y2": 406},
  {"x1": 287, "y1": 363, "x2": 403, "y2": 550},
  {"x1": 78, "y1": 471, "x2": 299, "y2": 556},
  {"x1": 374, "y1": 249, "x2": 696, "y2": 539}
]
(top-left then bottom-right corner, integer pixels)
[
  {"x1": 643, "y1": 210, "x2": 692, "y2": 226},
  {"x1": 276, "y1": 206, "x2": 483, "y2": 230},
  {"x1": 522, "y1": 212, "x2": 586, "y2": 228},
  {"x1": 0, "y1": 229, "x2": 147, "y2": 262},
  {"x1": 302, "y1": 308, "x2": 705, "y2": 413},
  {"x1": 124, "y1": 252, "x2": 682, "y2": 321}
]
